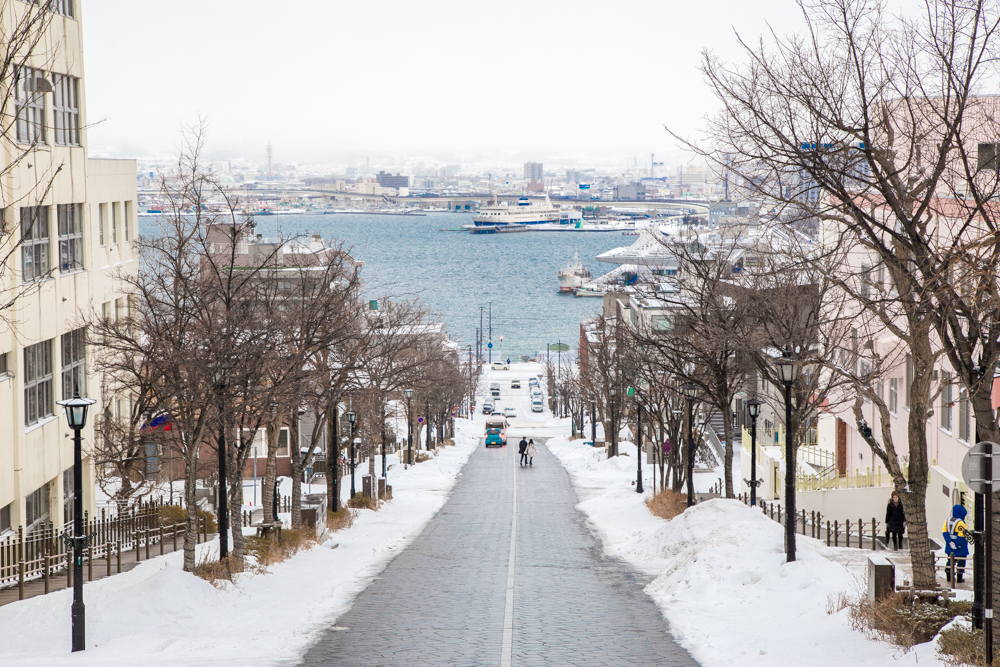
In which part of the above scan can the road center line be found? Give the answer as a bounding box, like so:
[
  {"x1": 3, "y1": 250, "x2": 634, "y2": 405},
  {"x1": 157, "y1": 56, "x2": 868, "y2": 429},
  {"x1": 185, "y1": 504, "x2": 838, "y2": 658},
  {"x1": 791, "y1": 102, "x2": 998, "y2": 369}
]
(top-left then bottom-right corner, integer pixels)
[{"x1": 500, "y1": 444, "x2": 517, "y2": 667}]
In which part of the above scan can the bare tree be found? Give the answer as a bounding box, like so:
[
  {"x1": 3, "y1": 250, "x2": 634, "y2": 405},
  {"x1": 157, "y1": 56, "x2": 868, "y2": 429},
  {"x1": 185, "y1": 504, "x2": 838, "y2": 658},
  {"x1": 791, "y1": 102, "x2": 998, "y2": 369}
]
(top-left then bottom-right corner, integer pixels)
[{"x1": 693, "y1": 0, "x2": 1000, "y2": 588}]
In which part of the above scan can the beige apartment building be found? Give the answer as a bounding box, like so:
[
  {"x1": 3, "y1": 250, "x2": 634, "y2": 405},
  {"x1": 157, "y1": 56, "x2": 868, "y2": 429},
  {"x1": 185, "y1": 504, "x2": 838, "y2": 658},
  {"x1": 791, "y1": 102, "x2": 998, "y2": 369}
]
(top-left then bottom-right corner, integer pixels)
[{"x1": 0, "y1": 1, "x2": 137, "y2": 537}]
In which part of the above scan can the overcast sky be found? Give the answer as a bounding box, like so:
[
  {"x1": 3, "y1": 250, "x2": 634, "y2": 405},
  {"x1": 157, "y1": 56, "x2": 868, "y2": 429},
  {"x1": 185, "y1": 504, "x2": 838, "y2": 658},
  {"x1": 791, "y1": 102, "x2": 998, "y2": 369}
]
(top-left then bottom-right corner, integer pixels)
[{"x1": 82, "y1": 0, "x2": 809, "y2": 168}]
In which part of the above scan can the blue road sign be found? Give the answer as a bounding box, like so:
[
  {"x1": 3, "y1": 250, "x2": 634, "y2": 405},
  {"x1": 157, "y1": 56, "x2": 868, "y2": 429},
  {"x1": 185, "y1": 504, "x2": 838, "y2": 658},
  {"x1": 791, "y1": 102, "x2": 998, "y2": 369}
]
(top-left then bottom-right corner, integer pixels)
[{"x1": 488, "y1": 342, "x2": 493, "y2": 349}]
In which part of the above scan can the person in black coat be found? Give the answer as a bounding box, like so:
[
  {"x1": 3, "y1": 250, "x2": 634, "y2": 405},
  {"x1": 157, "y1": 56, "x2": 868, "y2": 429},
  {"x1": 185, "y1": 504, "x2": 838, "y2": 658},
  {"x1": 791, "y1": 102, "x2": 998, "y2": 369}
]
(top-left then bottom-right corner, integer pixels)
[
  {"x1": 885, "y1": 491, "x2": 906, "y2": 550},
  {"x1": 518, "y1": 438, "x2": 529, "y2": 467}
]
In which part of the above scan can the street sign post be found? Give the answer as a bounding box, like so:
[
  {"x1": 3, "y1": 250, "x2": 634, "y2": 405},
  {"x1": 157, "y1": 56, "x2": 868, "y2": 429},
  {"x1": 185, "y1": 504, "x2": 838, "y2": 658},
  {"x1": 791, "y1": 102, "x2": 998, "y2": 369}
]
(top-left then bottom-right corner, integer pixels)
[{"x1": 963, "y1": 441, "x2": 999, "y2": 662}]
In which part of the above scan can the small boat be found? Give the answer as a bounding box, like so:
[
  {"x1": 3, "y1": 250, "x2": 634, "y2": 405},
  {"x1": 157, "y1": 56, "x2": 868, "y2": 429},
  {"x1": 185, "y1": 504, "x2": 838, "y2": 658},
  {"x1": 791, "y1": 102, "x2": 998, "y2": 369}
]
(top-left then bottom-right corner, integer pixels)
[{"x1": 558, "y1": 252, "x2": 592, "y2": 293}]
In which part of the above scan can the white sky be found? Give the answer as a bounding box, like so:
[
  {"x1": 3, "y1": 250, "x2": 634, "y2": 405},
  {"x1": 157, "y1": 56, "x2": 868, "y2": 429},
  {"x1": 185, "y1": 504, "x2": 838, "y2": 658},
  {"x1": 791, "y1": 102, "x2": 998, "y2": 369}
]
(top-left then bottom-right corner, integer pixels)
[{"x1": 82, "y1": 0, "x2": 810, "y2": 168}]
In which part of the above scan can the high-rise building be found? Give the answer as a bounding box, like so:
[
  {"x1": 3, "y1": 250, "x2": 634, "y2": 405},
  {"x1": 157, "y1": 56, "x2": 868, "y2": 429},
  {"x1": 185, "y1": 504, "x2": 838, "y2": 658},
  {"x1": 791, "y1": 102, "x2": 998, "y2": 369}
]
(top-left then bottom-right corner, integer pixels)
[
  {"x1": 0, "y1": 1, "x2": 137, "y2": 536},
  {"x1": 376, "y1": 171, "x2": 409, "y2": 188},
  {"x1": 523, "y1": 162, "x2": 543, "y2": 181}
]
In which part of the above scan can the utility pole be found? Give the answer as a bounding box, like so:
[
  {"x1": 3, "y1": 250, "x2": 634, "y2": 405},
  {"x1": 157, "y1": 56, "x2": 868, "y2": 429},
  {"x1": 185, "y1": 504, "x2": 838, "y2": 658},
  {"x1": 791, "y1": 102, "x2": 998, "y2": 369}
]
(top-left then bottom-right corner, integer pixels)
[{"x1": 488, "y1": 302, "x2": 493, "y2": 364}]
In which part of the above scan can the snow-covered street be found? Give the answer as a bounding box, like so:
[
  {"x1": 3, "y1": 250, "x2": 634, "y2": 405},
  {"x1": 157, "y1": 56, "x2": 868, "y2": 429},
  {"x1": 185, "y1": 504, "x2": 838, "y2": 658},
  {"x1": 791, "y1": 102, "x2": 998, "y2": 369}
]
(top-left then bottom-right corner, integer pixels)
[
  {"x1": 0, "y1": 420, "x2": 481, "y2": 667},
  {"x1": 547, "y1": 435, "x2": 948, "y2": 667}
]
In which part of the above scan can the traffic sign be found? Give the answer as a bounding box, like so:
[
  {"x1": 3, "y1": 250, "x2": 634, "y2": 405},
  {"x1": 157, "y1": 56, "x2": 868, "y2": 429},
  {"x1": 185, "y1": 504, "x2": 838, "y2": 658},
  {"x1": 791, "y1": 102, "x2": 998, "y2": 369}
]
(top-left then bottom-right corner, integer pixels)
[
  {"x1": 487, "y1": 342, "x2": 493, "y2": 349},
  {"x1": 418, "y1": 417, "x2": 424, "y2": 424},
  {"x1": 550, "y1": 343, "x2": 570, "y2": 352},
  {"x1": 962, "y1": 441, "x2": 1000, "y2": 493}
]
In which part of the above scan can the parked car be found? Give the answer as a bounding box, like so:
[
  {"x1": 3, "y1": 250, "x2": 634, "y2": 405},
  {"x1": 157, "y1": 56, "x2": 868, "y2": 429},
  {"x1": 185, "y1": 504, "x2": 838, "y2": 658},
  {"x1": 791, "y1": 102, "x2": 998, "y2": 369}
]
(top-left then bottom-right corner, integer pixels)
[
  {"x1": 491, "y1": 362, "x2": 510, "y2": 371},
  {"x1": 503, "y1": 406, "x2": 517, "y2": 418},
  {"x1": 531, "y1": 400, "x2": 543, "y2": 413},
  {"x1": 491, "y1": 387, "x2": 501, "y2": 397},
  {"x1": 482, "y1": 402, "x2": 494, "y2": 414},
  {"x1": 528, "y1": 378, "x2": 539, "y2": 388},
  {"x1": 531, "y1": 388, "x2": 542, "y2": 399},
  {"x1": 510, "y1": 379, "x2": 521, "y2": 388}
]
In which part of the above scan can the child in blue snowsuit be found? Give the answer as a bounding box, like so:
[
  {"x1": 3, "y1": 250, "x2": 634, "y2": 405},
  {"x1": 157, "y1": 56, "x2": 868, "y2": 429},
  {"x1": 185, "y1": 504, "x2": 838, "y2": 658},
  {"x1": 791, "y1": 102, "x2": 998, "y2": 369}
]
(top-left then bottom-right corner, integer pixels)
[{"x1": 943, "y1": 504, "x2": 969, "y2": 583}]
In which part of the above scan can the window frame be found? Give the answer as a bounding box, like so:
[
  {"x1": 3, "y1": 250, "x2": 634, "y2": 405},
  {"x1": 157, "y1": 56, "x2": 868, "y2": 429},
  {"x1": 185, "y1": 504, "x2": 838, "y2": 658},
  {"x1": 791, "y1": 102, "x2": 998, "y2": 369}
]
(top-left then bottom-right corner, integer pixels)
[
  {"x1": 21, "y1": 206, "x2": 50, "y2": 283},
  {"x1": 98, "y1": 202, "x2": 106, "y2": 247},
  {"x1": 61, "y1": 327, "x2": 86, "y2": 399},
  {"x1": 24, "y1": 339, "x2": 53, "y2": 426},
  {"x1": 57, "y1": 203, "x2": 83, "y2": 273},
  {"x1": 52, "y1": 73, "x2": 79, "y2": 146},
  {"x1": 14, "y1": 67, "x2": 46, "y2": 145}
]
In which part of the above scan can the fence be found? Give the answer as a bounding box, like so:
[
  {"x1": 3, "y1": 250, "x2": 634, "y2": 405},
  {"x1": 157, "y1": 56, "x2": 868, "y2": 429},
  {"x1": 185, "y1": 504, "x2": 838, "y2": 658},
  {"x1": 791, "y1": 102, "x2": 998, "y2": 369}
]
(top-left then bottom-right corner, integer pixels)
[
  {"x1": 0, "y1": 500, "x2": 207, "y2": 601},
  {"x1": 737, "y1": 492, "x2": 884, "y2": 550},
  {"x1": 796, "y1": 463, "x2": 911, "y2": 492}
]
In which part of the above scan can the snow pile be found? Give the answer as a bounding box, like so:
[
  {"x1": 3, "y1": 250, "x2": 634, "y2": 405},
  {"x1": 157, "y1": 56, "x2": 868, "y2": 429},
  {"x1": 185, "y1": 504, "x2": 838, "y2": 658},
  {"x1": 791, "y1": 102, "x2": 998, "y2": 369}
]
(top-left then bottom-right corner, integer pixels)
[
  {"x1": 0, "y1": 419, "x2": 481, "y2": 667},
  {"x1": 547, "y1": 435, "x2": 944, "y2": 667}
]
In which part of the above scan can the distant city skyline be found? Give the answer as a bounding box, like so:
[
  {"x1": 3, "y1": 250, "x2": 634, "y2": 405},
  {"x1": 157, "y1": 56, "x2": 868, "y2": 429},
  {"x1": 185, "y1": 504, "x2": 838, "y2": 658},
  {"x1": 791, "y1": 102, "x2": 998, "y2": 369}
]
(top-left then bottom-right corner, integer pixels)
[{"x1": 84, "y1": 0, "x2": 808, "y2": 166}]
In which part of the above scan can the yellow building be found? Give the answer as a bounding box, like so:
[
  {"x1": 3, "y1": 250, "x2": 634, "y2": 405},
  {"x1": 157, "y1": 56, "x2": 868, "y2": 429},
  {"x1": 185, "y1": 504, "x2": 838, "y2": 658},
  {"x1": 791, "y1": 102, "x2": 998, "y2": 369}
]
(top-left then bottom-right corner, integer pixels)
[{"x1": 0, "y1": 1, "x2": 137, "y2": 536}]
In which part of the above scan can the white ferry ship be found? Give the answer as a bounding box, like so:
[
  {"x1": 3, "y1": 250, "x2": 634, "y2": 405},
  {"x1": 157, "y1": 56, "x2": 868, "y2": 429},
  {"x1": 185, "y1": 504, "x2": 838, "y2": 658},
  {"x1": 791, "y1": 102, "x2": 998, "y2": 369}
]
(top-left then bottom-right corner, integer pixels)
[{"x1": 472, "y1": 195, "x2": 562, "y2": 227}]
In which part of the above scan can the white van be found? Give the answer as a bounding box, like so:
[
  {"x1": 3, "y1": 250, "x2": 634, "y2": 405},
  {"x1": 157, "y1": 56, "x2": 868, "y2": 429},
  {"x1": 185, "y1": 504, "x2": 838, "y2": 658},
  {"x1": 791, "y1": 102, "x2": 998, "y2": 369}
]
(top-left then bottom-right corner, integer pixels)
[
  {"x1": 531, "y1": 399, "x2": 543, "y2": 413},
  {"x1": 491, "y1": 362, "x2": 510, "y2": 371}
]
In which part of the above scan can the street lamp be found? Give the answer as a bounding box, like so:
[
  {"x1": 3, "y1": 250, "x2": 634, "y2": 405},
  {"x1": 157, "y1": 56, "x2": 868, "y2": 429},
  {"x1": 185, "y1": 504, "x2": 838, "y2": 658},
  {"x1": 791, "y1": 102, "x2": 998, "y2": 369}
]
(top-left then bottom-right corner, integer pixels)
[
  {"x1": 744, "y1": 398, "x2": 762, "y2": 506},
  {"x1": 404, "y1": 388, "x2": 414, "y2": 465},
  {"x1": 346, "y1": 410, "x2": 357, "y2": 498},
  {"x1": 776, "y1": 352, "x2": 800, "y2": 563},
  {"x1": 57, "y1": 394, "x2": 96, "y2": 653},
  {"x1": 608, "y1": 385, "x2": 618, "y2": 458},
  {"x1": 681, "y1": 384, "x2": 698, "y2": 507}
]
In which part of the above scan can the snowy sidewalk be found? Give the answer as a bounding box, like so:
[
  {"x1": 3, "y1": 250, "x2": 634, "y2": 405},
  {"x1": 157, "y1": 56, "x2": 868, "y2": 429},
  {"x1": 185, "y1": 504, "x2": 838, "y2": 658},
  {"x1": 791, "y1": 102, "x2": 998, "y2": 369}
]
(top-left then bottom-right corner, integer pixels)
[
  {"x1": 546, "y1": 435, "x2": 949, "y2": 667},
  {"x1": 0, "y1": 420, "x2": 481, "y2": 667}
]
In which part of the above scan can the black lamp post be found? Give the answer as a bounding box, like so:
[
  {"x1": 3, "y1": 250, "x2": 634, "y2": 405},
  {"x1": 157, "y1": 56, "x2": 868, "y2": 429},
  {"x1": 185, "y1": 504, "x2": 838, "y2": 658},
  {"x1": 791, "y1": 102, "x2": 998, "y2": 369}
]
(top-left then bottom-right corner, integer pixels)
[
  {"x1": 776, "y1": 352, "x2": 800, "y2": 563},
  {"x1": 634, "y1": 388, "x2": 644, "y2": 494},
  {"x1": 608, "y1": 385, "x2": 617, "y2": 458},
  {"x1": 426, "y1": 399, "x2": 432, "y2": 450},
  {"x1": 57, "y1": 394, "x2": 96, "y2": 653},
  {"x1": 591, "y1": 399, "x2": 597, "y2": 445},
  {"x1": 744, "y1": 398, "x2": 762, "y2": 506},
  {"x1": 346, "y1": 410, "x2": 356, "y2": 498},
  {"x1": 681, "y1": 384, "x2": 698, "y2": 507},
  {"x1": 404, "y1": 388, "x2": 414, "y2": 465}
]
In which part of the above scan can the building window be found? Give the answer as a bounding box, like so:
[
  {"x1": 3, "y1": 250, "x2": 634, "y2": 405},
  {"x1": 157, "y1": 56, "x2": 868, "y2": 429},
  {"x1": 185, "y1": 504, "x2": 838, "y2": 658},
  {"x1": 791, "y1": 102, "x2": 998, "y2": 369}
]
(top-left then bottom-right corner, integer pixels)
[
  {"x1": 905, "y1": 355, "x2": 913, "y2": 408},
  {"x1": 24, "y1": 339, "x2": 53, "y2": 426},
  {"x1": 277, "y1": 427, "x2": 290, "y2": 456},
  {"x1": 24, "y1": 483, "x2": 49, "y2": 529},
  {"x1": 21, "y1": 206, "x2": 49, "y2": 282},
  {"x1": 39, "y1": 0, "x2": 75, "y2": 17},
  {"x1": 62, "y1": 468, "x2": 74, "y2": 523},
  {"x1": 98, "y1": 203, "x2": 106, "y2": 246},
  {"x1": 941, "y1": 372, "x2": 953, "y2": 431},
  {"x1": 52, "y1": 74, "x2": 79, "y2": 146},
  {"x1": 14, "y1": 68, "x2": 45, "y2": 145},
  {"x1": 860, "y1": 263, "x2": 871, "y2": 299},
  {"x1": 889, "y1": 378, "x2": 898, "y2": 414},
  {"x1": 61, "y1": 327, "x2": 85, "y2": 399},
  {"x1": 111, "y1": 202, "x2": 119, "y2": 244},
  {"x1": 124, "y1": 201, "x2": 133, "y2": 241},
  {"x1": 58, "y1": 204, "x2": 83, "y2": 272},
  {"x1": 0, "y1": 502, "x2": 10, "y2": 534},
  {"x1": 115, "y1": 297, "x2": 125, "y2": 320},
  {"x1": 979, "y1": 143, "x2": 1000, "y2": 172}
]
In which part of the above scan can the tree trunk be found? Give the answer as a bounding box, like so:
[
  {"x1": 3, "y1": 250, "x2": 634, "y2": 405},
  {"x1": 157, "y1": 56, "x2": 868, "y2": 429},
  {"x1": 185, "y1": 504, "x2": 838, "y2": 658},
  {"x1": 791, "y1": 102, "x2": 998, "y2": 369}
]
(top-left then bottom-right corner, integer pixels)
[
  {"x1": 905, "y1": 337, "x2": 936, "y2": 590},
  {"x1": 722, "y1": 405, "x2": 735, "y2": 499},
  {"x1": 183, "y1": 447, "x2": 198, "y2": 572},
  {"x1": 290, "y1": 414, "x2": 303, "y2": 530},
  {"x1": 228, "y1": 460, "x2": 244, "y2": 561},
  {"x1": 327, "y1": 403, "x2": 338, "y2": 512},
  {"x1": 262, "y1": 418, "x2": 281, "y2": 525}
]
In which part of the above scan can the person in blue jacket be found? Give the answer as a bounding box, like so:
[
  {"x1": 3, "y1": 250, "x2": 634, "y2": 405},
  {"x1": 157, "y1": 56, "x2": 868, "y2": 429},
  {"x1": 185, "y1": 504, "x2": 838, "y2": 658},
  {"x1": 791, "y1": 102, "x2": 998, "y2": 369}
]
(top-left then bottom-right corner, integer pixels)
[{"x1": 942, "y1": 504, "x2": 969, "y2": 583}]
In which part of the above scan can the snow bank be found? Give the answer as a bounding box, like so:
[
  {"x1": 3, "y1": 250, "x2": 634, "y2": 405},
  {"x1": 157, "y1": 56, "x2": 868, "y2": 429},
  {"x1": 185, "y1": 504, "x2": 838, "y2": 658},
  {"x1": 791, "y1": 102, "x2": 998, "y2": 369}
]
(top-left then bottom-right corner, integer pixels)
[
  {"x1": 0, "y1": 419, "x2": 481, "y2": 667},
  {"x1": 547, "y1": 435, "x2": 945, "y2": 667}
]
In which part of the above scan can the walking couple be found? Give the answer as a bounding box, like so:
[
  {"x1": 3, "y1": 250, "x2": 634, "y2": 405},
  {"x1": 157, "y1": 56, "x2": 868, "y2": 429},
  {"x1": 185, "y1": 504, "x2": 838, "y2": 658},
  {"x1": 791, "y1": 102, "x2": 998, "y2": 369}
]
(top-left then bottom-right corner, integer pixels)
[{"x1": 518, "y1": 437, "x2": 536, "y2": 467}]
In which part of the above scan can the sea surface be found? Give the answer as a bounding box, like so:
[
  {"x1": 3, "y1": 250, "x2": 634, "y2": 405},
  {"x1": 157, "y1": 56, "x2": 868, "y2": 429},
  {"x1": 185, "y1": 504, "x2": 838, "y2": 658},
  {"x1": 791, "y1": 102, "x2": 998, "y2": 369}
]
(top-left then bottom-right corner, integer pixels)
[
  {"x1": 141, "y1": 211, "x2": 628, "y2": 359},
  {"x1": 259, "y1": 211, "x2": 632, "y2": 360}
]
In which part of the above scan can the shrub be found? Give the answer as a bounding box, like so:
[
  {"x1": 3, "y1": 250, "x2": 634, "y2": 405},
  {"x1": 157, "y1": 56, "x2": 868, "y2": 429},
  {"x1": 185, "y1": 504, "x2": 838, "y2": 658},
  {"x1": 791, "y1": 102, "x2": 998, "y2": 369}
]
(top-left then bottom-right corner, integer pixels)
[
  {"x1": 327, "y1": 507, "x2": 357, "y2": 532},
  {"x1": 244, "y1": 528, "x2": 316, "y2": 568},
  {"x1": 937, "y1": 622, "x2": 998, "y2": 666},
  {"x1": 347, "y1": 493, "x2": 376, "y2": 510},
  {"x1": 849, "y1": 592, "x2": 966, "y2": 650},
  {"x1": 645, "y1": 490, "x2": 687, "y2": 521},
  {"x1": 158, "y1": 504, "x2": 217, "y2": 533},
  {"x1": 414, "y1": 451, "x2": 432, "y2": 463},
  {"x1": 194, "y1": 554, "x2": 244, "y2": 587}
]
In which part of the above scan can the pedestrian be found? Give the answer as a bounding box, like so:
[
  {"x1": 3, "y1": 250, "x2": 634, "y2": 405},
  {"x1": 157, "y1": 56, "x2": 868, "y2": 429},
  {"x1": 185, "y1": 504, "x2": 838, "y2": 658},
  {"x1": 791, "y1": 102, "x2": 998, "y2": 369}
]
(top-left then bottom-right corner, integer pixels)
[
  {"x1": 942, "y1": 504, "x2": 969, "y2": 583},
  {"x1": 527, "y1": 439, "x2": 537, "y2": 466},
  {"x1": 518, "y1": 437, "x2": 528, "y2": 467},
  {"x1": 884, "y1": 491, "x2": 906, "y2": 551}
]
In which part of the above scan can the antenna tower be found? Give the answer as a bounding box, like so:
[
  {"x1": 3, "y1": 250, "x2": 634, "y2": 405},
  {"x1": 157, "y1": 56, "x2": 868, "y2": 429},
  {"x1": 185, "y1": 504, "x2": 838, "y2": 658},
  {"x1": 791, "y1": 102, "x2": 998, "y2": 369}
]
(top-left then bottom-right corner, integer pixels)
[{"x1": 266, "y1": 142, "x2": 274, "y2": 177}]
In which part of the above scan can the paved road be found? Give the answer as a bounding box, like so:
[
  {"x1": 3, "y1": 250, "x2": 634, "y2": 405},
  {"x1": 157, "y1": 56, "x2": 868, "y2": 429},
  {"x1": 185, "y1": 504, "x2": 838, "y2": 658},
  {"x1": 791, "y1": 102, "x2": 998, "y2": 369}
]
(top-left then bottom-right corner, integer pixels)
[{"x1": 299, "y1": 441, "x2": 697, "y2": 667}]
